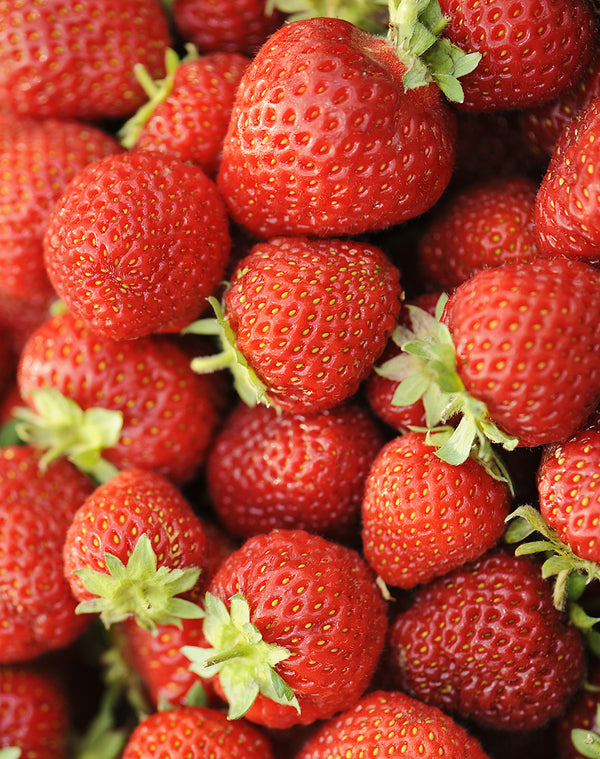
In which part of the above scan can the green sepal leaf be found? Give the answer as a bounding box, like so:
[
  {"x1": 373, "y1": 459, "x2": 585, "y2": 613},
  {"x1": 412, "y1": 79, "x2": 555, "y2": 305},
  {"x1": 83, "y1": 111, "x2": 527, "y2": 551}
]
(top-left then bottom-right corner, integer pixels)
[
  {"x1": 74, "y1": 534, "x2": 204, "y2": 633},
  {"x1": 0, "y1": 750, "x2": 21, "y2": 759},
  {"x1": 182, "y1": 592, "x2": 300, "y2": 720},
  {"x1": 0, "y1": 418, "x2": 21, "y2": 448},
  {"x1": 570, "y1": 602, "x2": 600, "y2": 634},
  {"x1": 72, "y1": 685, "x2": 128, "y2": 759},
  {"x1": 571, "y1": 728, "x2": 600, "y2": 758},
  {"x1": 265, "y1": 0, "x2": 389, "y2": 33}
]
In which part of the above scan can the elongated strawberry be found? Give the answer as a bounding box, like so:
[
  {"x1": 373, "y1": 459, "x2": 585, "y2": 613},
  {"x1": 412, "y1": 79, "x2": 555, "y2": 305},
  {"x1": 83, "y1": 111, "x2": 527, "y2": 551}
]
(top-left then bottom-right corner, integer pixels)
[
  {"x1": 188, "y1": 236, "x2": 402, "y2": 413},
  {"x1": 0, "y1": 0, "x2": 172, "y2": 120},
  {"x1": 182, "y1": 529, "x2": 388, "y2": 728},
  {"x1": 43, "y1": 151, "x2": 231, "y2": 341},
  {"x1": 0, "y1": 446, "x2": 95, "y2": 663}
]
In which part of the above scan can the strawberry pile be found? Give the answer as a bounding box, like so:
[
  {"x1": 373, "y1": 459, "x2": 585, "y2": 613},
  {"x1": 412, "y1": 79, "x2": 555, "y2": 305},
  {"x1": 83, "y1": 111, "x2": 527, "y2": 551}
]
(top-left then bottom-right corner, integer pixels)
[{"x1": 1, "y1": 0, "x2": 600, "y2": 757}]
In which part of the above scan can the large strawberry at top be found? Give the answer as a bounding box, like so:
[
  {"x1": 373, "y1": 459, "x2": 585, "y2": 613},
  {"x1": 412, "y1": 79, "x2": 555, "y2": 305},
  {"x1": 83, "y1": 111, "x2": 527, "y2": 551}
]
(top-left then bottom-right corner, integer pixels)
[{"x1": 216, "y1": 2, "x2": 480, "y2": 239}]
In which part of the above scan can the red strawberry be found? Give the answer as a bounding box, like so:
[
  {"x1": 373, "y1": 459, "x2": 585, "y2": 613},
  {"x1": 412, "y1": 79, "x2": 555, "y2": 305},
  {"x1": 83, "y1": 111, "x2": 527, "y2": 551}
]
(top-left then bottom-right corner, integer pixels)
[
  {"x1": 556, "y1": 658, "x2": 600, "y2": 759},
  {"x1": 0, "y1": 0, "x2": 172, "y2": 120},
  {"x1": 294, "y1": 690, "x2": 491, "y2": 759},
  {"x1": 183, "y1": 528, "x2": 388, "y2": 728},
  {"x1": 16, "y1": 309, "x2": 223, "y2": 485},
  {"x1": 63, "y1": 468, "x2": 208, "y2": 631},
  {"x1": 189, "y1": 236, "x2": 403, "y2": 413},
  {"x1": 0, "y1": 114, "x2": 122, "y2": 302},
  {"x1": 216, "y1": 4, "x2": 480, "y2": 238},
  {"x1": 0, "y1": 445, "x2": 95, "y2": 663},
  {"x1": 388, "y1": 550, "x2": 585, "y2": 730},
  {"x1": 121, "y1": 705, "x2": 276, "y2": 759},
  {"x1": 535, "y1": 96, "x2": 600, "y2": 263},
  {"x1": 205, "y1": 399, "x2": 386, "y2": 542},
  {"x1": 43, "y1": 151, "x2": 231, "y2": 341},
  {"x1": 437, "y1": 0, "x2": 597, "y2": 112},
  {"x1": 0, "y1": 665, "x2": 70, "y2": 759},
  {"x1": 361, "y1": 431, "x2": 511, "y2": 589}
]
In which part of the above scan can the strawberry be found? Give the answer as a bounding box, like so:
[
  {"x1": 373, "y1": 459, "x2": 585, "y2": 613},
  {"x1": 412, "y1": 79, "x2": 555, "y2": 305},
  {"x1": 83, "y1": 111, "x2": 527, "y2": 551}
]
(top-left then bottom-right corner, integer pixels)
[
  {"x1": 0, "y1": 665, "x2": 70, "y2": 759},
  {"x1": 0, "y1": 114, "x2": 122, "y2": 302},
  {"x1": 182, "y1": 528, "x2": 388, "y2": 728},
  {"x1": 361, "y1": 431, "x2": 511, "y2": 589},
  {"x1": 205, "y1": 398, "x2": 386, "y2": 542},
  {"x1": 437, "y1": 0, "x2": 597, "y2": 112},
  {"x1": 43, "y1": 151, "x2": 231, "y2": 341},
  {"x1": 388, "y1": 550, "x2": 585, "y2": 730},
  {"x1": 556, "y1": 658, "x2": 600, "y2": 759},
  {"x1": 535, "y1": 96, "x2": 600, "y2": 263},
  {"x1": 63, "y1": 468, "x2": 208, "y2": 632},
  {"x1": 216, "y1": 1, "x2": 481, "y2": 239},
  {"x1": 16, "y1": 309, "x2": 223, "y2": 485},
  {"x1": 0, "y1": 0, "x2": 172, "y2": 120},
  {"x1": 0, "y1": 445, "x2": 95, "y2": 663},
  {"x1": 121, "y1": 705, "x2": 276, "y2": 758},
  {"x1": 294, "y1": 689, "x2": 491, "y2": 759},
  {"x1": 188, "y1": 236, "x2": 403, "y2": 413},
  {"x1": 417, "y1": 175, "x2": 540, "y2": 291}
]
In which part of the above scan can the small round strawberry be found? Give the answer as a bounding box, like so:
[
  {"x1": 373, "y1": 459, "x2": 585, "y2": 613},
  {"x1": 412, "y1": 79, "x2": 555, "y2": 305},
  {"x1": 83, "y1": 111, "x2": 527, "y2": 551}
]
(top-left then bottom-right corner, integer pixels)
[
  {"x1": 63, "y1": 468, "x2": 208, "y2": 632},
  {"x1": 295, "y1": 690, "x2": 491, "y2": 759},
  {"x1": 0, "y1": 446, "x2": 95, "y2": 663},
  {"x1": 183, "y1": 529, "x2": 388, "y2": 728},
  {"x1": 0, "y1": 665, "x2": 70, "y2": 759},
  {"x1": 121, "y1": 705, "x2": 276, "y2": 759},
  {"x1": 361, "y1": 431, "x2": 511, "y2": 589},
  {"x1": 388, "y1": 550, "x2": 585, "y2": 730},
  {"x1": 205, "y1": 399, "x2": 386, "y2": 542},
  {"x1": 0, "y1": 0, "x2": 172, "y2": 120},
  {"x1": 437, "y1": 0, "x2": 597, "y2": 112},
  {"x1": 43, "y1": 151, "x2": 231, "y2": 341}
]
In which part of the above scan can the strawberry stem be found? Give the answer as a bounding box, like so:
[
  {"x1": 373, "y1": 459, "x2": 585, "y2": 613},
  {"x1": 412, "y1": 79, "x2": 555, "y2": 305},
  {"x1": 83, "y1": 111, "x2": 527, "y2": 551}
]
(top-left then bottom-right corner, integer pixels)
[{"x1": 265, "y1": 0, "x2": 389, "y2": 33}]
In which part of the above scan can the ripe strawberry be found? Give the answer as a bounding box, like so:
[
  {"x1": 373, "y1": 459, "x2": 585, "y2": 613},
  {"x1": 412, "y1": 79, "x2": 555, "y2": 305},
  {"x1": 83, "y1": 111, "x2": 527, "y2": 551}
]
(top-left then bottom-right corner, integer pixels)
[
  {"x1": 535, "y1": 96, "x2": 600, "y2": 262},
  {"x1": 361, "y1": 431, "x2": 511, "y2": 589},
  {"x1": 0, "y1": 445, "x2": 95, "y2": 663},
  {"x1": 388, "y1": 550, "x2": 585, "y2": 730},
  {"x1": 417, "y1": 175, "x2": 540, "y2": 291},
  {"x1": 63, "y1": 468, "x2": 208, "y2": 631},
  {"x1": 0, "y1": 114, "x2": 122, "y2": 302},
  {"x1": 294, "y1": 690, "x2": 491, "y2": 759},
  {"x1": 205, "y1": 399, "x2": 386, "y2": 542},
  {"x1": 43, "y1": 151, "x2": 231, "y2": 341},
  {"x1": 437, "y1": 0, "x2": 597, "y2": 112},
  {"x1": 183, "y1": 528, "x2": 388, "y2": 728},
  {"x1": 0, "y1": 0, "x2": 172, "y2": 120},
  {"x1": 16, "y1": 309, "x2": 223, "y2": 485},
  {"x1": 556, "y1": 658, "x2": 600, "y2": 759},
  {"x1": 216, "y1": 4, "x2": 480, "y2": 238},
  {"x1": 0, "y1": 665, "x2": 70, "y2": 759},
  {"x1": 189, "y1": 236, "x2": 403, "y2": 413},
  {"x1": 121, "y1": 705, "x2": 276, "y2": 759}
]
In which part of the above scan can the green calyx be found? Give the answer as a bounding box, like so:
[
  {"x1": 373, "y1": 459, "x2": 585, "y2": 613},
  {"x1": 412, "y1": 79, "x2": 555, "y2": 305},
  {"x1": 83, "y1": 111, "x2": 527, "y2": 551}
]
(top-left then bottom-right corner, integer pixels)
[
  {"x1": 183, "y1": 296, "x2": 278, "y2": 411},
  {"x1": 117, "y1": 45, "x2": 199, "y2": 150},
  {"x1": 572, "y1": 709, "x2": 600, "y2": 759},
  {"x1": 182, "y1": 592, "x2": 300, "y2": 720},
  {"x1": 387, "y1": 0, "x2": 481, "y2": 101},
  {"x1": 14, "y1": 387, "x2": 122, "y2": 483},
  {"x1": 266, "y1": 0, "x2": 389, "y2": 34},
  {"x1": 74, "y1": 534, "x2": 204, "y2": 634}
]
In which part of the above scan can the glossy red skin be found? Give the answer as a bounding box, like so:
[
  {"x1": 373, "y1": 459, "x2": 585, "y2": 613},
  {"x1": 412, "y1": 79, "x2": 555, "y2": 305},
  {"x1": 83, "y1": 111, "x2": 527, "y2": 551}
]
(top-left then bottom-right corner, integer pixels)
[
  {"x1": 208, "y1": 529, "x2": 388, "y2": 729},
  {"x1": 0, "y1": 666, "x2": 70, "y2": 759},
  {"x1": 206, "y1": 399, "x2": 386, "y2": 542},
  {"x1": 438, "y1": 0, "x2": 596, "y2": 112},
  {"x1": 535, "y1": 97, "x2": 600, "y2": 263},
  {"x1": 136, "y1": 52, "x2": 251, "y2": 177},
  {"x1": 361, "y1": 431, "x2": 511, "y2": 589},
  {"x1": 418, "y1": 175, "x2": 540, "y2": 291},
  {"x1": 122, "y1": 706, "x2": 276, "y2": 759},
  {"x1": 0, "y1": 114, "x2": 122, "y2": 301},
  {"x1": 63, "y1": 469, "x2": 207, "y2": 604},
  {"x1": 18, "y1": 310, "x2": 223, "y2": 484},
  {"x1": 295, "y1": 690, "x2": 491, "y2": 759},
  {"x1": 217, "y1": 17, "x2": 457, "y2": 239},
  {"x1": 225, "y1": 236, "x2": 403, "y2": 413},
  {"x1": 556, "y1": 658, "x2": 600, "y2": 759},
  {"x1": 538, "y1": 412, "x2": 600, "y2": 563},
  {"x1": 0, "y1": 446, "x2": 95, "y2": 663},
  {"x1": 443, "y1": 258, "x2": 600, "y2": 447},
  {"x1": 43, "y1": 151, "x2": 231, "y2": 340},
  {"x1": 389, "y1": 551, "x2": 585, "y2": 730}
]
